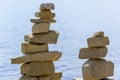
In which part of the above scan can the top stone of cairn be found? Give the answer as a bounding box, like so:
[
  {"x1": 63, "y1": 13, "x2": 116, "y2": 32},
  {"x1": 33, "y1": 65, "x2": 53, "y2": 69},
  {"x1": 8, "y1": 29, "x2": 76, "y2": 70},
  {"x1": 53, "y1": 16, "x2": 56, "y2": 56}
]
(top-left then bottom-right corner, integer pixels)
[
  {"x1": 87, "y1": 31, "x2": 109, "y2": 47},
  {"x1": 93, "y1": 31, "x2": 104, "y2": 37},
  {"x1": 40, "y1": 3, "x2": 55, "y2": 11}
]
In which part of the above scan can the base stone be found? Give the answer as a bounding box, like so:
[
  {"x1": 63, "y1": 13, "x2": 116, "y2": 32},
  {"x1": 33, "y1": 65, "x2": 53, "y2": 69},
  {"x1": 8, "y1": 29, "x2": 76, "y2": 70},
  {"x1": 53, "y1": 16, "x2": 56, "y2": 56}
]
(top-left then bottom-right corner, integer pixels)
[{"x1": 74, "y1": 77, "x2": 114, "y2": 80}]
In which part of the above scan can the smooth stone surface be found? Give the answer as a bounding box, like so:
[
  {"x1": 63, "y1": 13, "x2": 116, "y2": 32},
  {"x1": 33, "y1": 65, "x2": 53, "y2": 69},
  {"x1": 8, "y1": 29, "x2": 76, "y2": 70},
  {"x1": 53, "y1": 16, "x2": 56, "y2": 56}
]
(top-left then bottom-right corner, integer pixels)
[
  {"x1": 19, "y1": 76, "x2": 38, "y2": 80},
  {"x1": 79, "y1": 47, "x2": 107, "y2": 59},
  {"x1": 82, "y1": 59, "x2": 114, "y2": 80},
  {"x1": 11, "y1": 51, "x2": 62, "y2": 64},
  {"x1": 93, "y1": 31, "x2": 104, "y2": 37},
  {"x1": 21, "y1": 61, "x2": 55, "y2": 76},
  {"x1": 35, "y1": 10, "x2": 55, "y2": 19},
  {"x1": 39, "y1": 72, "x2": 62, "y2": 80},
  {"x1": 32, "y1": 23, "x2": 50, "y2": 34},
  {"x1": 87, "y1": 36, "x2": 109, "y2": 47},
  {"x1": 40, "y1": 3, "x2": 54, "y2": 11},
  {"x1": 21, "y1": 42, "x2": 48, "y2": 54},
  {"x1": 24, "y1": 30, "x2": 59, "y2": 44},
  {"x1": 30, "y1": 19, "x2": 56, "y2": 23}
]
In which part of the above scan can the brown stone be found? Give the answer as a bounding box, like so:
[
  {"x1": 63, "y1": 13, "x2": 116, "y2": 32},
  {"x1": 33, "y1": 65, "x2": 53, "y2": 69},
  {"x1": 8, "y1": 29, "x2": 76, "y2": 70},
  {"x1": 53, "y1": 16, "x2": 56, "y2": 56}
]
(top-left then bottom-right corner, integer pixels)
[
  {"x1": 93, "y1": 31, "x2": 104, "y2": 37},
  {"x1": 40, "y1": 3, "x2": 54, "y2": 11},
  {"x1": 21, "y1": 63, "x2": 28, "y2": 75},
  {"x1": 11, "y1": 51, "x2": 62, "y2": 64},
  {"x1": 39, "y1": 72, "x2": 62, "y2": 80},
  {"x1": 32, "y1": 23, "x2": 50, "y2": 34},
  {"x1": 30, "y1": 19, "x2": 56, "y2": 23},
  {"x1": 79, "y1": 47, "x2": 107, "y2": 59},
  {"x1": 82, "y1": 59, "x2": 114, "y2": 80},
  {"x1": 24, "y1": 30, "x2": 59, "y2": 44},
  {"x1": 87, "y1": 36, "x2": 109, "y2": 47},
  {"x1": 19, "y1": 75, "x2": 38, "y2": 80},
  {"x1": 21, "y1": 42, "x2": 48, "y2": 54},
  {"x1": 21, "y1": 61, "x2": 55, "y2": 76},
  {"x1": 35, "y1": 11, "x2": 55, "y2": 19}
]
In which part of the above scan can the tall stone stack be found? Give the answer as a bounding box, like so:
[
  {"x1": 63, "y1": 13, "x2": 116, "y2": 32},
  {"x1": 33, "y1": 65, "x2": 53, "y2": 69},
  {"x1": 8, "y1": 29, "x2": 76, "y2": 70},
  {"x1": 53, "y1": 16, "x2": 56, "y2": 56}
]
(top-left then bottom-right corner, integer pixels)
[
  {"x1": 11, "y1": 3, "x2": 62, "y2": 80},
  {"x1": 78, "y1": 31, "x2": 114, "y2": 80}
]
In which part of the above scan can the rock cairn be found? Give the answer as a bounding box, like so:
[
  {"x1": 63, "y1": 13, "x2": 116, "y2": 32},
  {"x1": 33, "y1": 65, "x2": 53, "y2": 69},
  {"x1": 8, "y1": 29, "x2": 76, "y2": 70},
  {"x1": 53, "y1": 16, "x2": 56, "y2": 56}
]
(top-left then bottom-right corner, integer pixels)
[
  {"x1": 11, "y1": 3, "x2": 62, "y2": 80},
  {"x1": 78, "y1": 31, "x2": 114, "y2": 80}
]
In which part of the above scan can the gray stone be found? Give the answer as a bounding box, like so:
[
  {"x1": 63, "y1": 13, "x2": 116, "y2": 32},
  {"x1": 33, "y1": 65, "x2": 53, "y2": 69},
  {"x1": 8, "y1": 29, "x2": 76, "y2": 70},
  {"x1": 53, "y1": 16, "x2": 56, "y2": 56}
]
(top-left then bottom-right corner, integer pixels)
[
  {"x1": 40, "y1": 3, "x2": 54, "y2": 11},
  {"x1": 24, "y1": 30, "x2": 59, "y2": 44},
  {"x1": 79, "y1": 47, "x2": 107, "y2": 59}
]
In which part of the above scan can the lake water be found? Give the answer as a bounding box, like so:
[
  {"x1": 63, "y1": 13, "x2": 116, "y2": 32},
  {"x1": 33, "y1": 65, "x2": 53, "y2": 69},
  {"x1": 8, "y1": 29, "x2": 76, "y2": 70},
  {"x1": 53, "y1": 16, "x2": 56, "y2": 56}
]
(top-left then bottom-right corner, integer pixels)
[{"x1": 0, "y1": 0, "x2": 120, "y2": 80}]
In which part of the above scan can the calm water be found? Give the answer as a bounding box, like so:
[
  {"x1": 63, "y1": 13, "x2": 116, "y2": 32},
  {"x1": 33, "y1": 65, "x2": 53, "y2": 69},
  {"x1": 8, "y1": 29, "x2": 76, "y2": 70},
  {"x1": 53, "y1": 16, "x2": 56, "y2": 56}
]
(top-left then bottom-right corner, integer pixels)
[{"x1": 0, "y1": 0, "x2": 120, "y2": 80}]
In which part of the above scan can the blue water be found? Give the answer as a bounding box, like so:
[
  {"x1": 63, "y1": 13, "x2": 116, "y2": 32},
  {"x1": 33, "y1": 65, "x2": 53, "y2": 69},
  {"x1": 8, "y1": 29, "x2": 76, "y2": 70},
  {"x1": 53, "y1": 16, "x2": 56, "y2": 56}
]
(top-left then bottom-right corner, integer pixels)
[{"x1": 0, "y1": 0, "x2": 120, "y2": 80}]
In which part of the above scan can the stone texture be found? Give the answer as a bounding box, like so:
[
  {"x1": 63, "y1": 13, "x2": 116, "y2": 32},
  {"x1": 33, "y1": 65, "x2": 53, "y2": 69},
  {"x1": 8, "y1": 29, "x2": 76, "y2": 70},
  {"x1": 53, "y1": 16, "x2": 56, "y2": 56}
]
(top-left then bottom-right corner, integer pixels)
[
  {"x1": 79, "y1": 47, "x2": 107, "y2": 59},
  {"x1": 35, "y1": 10, "x2": 55, "y2": 19},
  {"x1": 30, "y1": 19, "x2": 56, "y2": 23},
  {"x1": 82, "y1": 59, "x2": 114, "y2": 80},
  {"x1": 21, "y1": 63, "x2": 28, "y2": 75},
  {"x1": 19, "y1": 75, "x2": 38, "y2": 80},
  {"x1": 32, "y1": 23, "x2": 50, "y2": 34},
  {"x1": 39, "y1": 72, "x2": 62, "y2": 80},
  {"x1": 21, "y1": 42, "x2": 48, "y2": 54},
  {"x1": 87, "y1": 36, "x2": 109, "y2": 47},
  {"x1": 93, "y1": 31, "x2": 104, "y2": 37},
  {"x1": 24, "y1": 30, "x2": 59, "y2": 44},
  {"x1": 11, "y1": 51, "x2": 62, "y2": 64},
  {"x1": 21, "y1": 61, "x2": 55, "y2": 76},
  {"x1": 40, "y1": 3, "x2": 54, "y2": 11}
]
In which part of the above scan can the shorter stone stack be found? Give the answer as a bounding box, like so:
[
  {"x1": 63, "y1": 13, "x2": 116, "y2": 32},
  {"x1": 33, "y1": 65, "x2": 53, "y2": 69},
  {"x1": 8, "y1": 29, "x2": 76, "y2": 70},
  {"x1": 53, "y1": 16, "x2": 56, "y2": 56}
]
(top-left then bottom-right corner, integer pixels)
[
  {"x1": 11, "y1": 3, "x2": 62, "y2": 80},
  {"x1": 78, "y1": 31, "x2": 114, "y2": 80}
]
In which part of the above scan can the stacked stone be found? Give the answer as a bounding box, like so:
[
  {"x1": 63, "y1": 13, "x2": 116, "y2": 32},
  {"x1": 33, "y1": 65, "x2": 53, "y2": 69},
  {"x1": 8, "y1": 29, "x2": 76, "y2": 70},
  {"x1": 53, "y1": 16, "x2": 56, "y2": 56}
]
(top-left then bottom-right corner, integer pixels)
[
  {"x1": 11, "y1": 3, "x2": 62, "y2": 80},
  {"x1": 78, "y1": 31, "x2": 114, "y2": 80}
]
